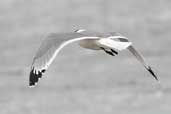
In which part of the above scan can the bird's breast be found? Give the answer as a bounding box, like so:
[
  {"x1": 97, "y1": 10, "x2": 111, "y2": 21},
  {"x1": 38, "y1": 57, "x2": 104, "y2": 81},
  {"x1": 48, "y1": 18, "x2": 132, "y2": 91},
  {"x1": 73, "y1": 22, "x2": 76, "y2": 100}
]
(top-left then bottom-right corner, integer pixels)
[{"x1": 79, "y1": 39, "x2": 101, "y2": 50}]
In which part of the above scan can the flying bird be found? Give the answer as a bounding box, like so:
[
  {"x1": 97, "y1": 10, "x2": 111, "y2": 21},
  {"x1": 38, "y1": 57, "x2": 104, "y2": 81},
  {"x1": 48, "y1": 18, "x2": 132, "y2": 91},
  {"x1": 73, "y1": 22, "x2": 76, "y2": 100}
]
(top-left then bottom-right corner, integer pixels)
[{"x1": 29, "y1": 29, "x2": 158, "y2": 87}]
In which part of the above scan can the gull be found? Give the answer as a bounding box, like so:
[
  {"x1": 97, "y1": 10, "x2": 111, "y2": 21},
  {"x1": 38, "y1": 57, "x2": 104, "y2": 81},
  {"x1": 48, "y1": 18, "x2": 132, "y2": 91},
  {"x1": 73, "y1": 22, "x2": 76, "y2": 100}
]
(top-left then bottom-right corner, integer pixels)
[{"x1": 29, "y1": 29, "x2": 158, "y2": 87}]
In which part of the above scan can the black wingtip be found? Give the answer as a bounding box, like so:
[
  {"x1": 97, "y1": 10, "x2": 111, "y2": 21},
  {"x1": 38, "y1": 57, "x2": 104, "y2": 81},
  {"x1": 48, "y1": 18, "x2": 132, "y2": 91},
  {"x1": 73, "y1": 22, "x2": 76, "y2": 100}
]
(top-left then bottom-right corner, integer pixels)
[
  {"x1": 147, "y1": 66, "x2": 158, "y2": 81},
  {"x1": 29, "y1": 68, "x2": 46, "y2": 87}
]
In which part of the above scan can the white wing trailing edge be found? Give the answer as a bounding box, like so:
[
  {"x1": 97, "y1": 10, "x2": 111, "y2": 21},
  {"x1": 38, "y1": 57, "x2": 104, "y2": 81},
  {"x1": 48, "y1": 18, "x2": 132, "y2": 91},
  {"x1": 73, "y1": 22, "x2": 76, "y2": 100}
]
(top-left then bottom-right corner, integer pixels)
[{"x1": 29, "y1": 33, "x2": 99, "y2": 87}]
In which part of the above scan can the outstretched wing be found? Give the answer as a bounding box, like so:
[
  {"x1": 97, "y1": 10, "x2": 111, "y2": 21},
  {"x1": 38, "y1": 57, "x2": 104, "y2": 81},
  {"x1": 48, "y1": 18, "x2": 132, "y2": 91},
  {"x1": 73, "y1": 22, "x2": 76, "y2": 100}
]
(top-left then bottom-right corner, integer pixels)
[
  {"x1": 109, "y1": 34, "x2": 158, "y2": 80},
  {"x1": 29, "y1": 32, "x2": 99, "y2": 87},
  {"x1": 127, "y1": 45, "x2": 158, "y2": 80}
]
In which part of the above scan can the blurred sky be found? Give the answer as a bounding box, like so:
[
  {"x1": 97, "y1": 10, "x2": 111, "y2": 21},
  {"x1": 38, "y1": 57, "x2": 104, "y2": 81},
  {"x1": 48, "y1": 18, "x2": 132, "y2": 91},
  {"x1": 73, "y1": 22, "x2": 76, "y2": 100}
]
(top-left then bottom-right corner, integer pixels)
[
  {"x1": 0, "y1": 1, "x2": 171, "y2": 113},
  {"x1": 0, "y1": 0, "x2": 170, "y2": 86},
  {"x1": 0, "y1": 0, "x2": 170, "y2": 69}
]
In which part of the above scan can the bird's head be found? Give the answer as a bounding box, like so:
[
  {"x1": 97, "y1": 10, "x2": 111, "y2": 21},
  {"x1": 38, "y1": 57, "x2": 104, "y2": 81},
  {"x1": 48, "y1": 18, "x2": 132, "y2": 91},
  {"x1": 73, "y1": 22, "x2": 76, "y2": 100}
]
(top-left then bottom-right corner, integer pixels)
[
  {"x1": 108, "y1": 32, "x2": 128, "y2": 42},
  {"x1": 74, "y1": 29, "x2": 87, "y2": 33}
]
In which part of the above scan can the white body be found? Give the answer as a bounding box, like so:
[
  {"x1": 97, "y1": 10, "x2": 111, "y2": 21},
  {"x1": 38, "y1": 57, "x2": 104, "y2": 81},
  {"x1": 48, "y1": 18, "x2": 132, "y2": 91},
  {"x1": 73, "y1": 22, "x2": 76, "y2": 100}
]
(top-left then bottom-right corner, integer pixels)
[{"x1": 79, "y1": 39, "x2": 101, "y2": 50}]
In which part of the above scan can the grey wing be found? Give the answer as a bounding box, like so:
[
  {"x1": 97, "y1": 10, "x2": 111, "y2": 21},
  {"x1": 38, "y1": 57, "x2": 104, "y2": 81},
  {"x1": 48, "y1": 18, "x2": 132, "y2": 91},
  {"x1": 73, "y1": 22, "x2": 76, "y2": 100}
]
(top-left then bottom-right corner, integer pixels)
[
  {"x1": 110, "y1": 36, "x2": 158, "y2": 80},
  {"x1": 29, "y1": 33, "x2": 99, "y2": 87},
  {"x1": 127, "y1": 44, "x2": 158, "y2": 81}
]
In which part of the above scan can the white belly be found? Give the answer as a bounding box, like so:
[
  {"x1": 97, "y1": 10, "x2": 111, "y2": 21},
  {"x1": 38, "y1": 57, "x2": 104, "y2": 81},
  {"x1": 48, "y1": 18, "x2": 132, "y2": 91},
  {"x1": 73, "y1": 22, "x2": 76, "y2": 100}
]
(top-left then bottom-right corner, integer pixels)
[{"x1": 79, "y1": 39, "x2": 101, "y2": 50}]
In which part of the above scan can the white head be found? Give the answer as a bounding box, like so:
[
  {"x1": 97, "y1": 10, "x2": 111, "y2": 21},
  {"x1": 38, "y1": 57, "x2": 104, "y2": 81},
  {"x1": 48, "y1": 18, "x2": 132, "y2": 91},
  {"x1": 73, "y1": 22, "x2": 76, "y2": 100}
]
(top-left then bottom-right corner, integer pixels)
[
  {"x1": 74, "y1": 29, "x2": 86, "y2": 33},
  {"x1": 108, "y1": 32, "x2": 128, "y2": 40}
]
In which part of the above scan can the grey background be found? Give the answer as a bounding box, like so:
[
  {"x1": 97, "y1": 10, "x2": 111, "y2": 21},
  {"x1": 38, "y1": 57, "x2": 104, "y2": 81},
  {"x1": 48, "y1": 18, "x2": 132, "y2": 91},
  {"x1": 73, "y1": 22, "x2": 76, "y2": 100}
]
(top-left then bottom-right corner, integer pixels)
[{"x1": 0, "y1": 0, "x2": 170, "y2": 113}]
